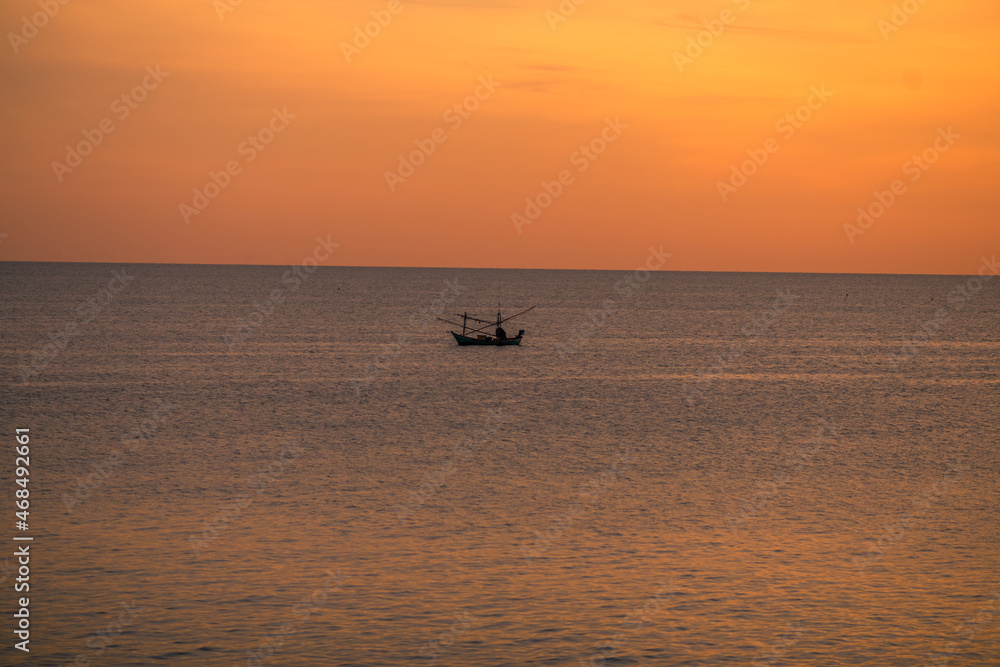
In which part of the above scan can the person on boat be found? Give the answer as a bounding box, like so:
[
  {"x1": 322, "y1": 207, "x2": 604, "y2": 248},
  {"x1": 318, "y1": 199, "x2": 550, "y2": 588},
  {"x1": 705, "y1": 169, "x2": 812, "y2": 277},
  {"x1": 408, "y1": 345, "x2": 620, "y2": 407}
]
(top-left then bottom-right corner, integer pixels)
[{"x1": 495, "y1": 326, "x2": 507, "y2": 340}]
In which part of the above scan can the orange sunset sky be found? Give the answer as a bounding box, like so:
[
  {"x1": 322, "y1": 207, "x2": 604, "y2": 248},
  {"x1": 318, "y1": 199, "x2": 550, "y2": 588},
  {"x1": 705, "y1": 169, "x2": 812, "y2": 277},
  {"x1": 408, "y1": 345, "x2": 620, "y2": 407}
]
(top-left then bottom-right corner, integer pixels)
[{"x1": 1, "y1": 0, "x2": 998, "y2": 273}]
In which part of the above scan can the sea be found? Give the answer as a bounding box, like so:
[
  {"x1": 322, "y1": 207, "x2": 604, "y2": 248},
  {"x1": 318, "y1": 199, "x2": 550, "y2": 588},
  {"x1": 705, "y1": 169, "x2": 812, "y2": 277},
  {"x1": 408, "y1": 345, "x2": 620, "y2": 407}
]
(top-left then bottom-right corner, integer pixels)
[{"x1": 1, "y1": 262, "x2": 998, "y2": 666}]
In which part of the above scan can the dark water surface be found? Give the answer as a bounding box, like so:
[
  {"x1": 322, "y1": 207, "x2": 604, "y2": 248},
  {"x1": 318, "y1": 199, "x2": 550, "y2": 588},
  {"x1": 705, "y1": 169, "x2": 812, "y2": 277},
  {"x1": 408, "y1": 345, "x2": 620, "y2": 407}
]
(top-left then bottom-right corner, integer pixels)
[{"x1": 1, "y1": 263, "x2": 998, "y2": 666}]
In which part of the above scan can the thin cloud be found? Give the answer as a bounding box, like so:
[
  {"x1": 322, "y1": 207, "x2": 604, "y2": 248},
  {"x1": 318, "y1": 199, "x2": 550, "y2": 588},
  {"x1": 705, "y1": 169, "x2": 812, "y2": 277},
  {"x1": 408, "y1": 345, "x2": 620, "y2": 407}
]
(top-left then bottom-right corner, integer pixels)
[{"x1": 652, "y1": 18, "x2": 868, "y2": 44}]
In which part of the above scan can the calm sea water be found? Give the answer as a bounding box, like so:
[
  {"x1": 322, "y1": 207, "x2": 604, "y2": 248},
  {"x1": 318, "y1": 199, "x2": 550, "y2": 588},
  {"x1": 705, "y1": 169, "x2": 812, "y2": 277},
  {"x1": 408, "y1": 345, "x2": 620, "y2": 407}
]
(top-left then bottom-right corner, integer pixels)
[{"x1": 1, "y1": 263, "x2": 998, "y2": 666}]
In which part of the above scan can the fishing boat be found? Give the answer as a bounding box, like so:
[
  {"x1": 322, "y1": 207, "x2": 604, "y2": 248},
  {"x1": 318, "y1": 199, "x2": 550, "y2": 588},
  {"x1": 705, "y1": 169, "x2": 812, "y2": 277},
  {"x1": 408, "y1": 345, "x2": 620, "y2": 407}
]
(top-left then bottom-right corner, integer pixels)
[{"x1": 437, "y1": 306, "x2": 535, "y2": 346}]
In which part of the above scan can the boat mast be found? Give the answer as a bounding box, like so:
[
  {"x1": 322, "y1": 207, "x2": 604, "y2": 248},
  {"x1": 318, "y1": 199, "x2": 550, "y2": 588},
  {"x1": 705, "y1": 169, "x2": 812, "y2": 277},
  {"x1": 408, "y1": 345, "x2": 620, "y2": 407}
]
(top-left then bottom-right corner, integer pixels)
[{"x1": 462, "y1": 312, "x2": 468, "y2": 336}]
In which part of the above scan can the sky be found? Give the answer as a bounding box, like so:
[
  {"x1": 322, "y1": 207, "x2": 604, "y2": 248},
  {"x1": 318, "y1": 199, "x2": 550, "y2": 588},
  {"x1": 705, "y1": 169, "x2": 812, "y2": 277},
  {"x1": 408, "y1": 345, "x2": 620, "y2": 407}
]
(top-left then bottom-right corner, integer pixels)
[{"x1": 1, "y1": 0, "x2": 998, "y2": 273}]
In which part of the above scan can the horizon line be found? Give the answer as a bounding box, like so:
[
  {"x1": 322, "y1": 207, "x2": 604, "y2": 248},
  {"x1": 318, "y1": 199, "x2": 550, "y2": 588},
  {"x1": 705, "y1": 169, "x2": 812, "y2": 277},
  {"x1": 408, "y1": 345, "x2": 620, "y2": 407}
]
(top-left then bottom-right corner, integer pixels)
[{"x1": 0, "y1": 259, "x2": 988, "y2": 278}]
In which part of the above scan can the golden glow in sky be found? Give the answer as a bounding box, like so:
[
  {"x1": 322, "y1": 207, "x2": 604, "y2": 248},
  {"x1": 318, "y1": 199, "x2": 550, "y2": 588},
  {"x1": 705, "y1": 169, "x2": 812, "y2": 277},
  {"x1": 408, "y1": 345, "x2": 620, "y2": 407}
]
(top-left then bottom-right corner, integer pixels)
[{"x1": 1, "y1": 0, "x2": 998, "y2": 272}]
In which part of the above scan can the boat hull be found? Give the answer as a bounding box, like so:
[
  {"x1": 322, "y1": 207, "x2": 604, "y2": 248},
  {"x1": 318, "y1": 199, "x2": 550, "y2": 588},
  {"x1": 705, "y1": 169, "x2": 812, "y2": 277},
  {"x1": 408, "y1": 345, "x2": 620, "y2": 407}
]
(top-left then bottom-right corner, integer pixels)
[{"x1": 452, "y1": 332, "x2": 523, "y2": 346}]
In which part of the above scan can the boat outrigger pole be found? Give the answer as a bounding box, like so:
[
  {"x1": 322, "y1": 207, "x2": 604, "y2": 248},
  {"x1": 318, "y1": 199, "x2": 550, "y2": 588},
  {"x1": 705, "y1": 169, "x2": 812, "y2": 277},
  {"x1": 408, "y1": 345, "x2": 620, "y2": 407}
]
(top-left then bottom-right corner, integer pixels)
[{"x1": 436, "y1": 305, "x2": 536, "y2": 346}]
